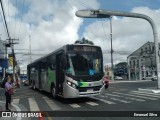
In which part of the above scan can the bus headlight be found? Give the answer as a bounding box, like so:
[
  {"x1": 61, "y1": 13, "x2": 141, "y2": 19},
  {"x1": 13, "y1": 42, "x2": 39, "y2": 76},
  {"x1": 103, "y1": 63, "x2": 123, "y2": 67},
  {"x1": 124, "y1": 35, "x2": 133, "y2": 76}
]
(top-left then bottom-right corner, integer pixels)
[
  {"x1": 67, "y1": 81, "x2": 76, "y2": 88},
  {"x1": 67, "y1": 81, "x2": 72, "y2": 86}
]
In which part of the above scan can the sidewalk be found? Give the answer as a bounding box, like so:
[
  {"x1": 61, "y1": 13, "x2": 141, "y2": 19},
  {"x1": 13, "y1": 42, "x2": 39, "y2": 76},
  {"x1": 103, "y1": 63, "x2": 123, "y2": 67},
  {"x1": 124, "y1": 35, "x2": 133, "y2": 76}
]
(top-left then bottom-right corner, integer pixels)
[{"x1": 0, "y1": 88, "x2": 18, "y2": 120}]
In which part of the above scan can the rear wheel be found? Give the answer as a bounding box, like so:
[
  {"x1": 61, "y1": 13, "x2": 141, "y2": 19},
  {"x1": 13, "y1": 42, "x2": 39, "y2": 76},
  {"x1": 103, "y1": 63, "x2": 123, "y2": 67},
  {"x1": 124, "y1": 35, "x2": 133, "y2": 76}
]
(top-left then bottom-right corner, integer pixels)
[{"x1": 151, "y1": 78, "x2": 154, "y2": 81}]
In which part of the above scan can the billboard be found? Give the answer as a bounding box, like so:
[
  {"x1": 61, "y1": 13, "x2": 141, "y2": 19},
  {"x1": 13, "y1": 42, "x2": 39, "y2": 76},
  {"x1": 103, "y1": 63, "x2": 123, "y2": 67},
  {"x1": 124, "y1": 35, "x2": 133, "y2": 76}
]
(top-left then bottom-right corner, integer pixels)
[{"x1": 0, "y1": 59, "x2": 8, "y2": 74}]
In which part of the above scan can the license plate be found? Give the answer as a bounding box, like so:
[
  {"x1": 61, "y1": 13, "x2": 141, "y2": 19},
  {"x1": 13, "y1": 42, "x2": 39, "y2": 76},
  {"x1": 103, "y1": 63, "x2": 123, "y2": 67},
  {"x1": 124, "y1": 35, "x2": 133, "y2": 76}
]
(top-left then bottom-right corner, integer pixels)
[{"x1": 87, "y1": 89, "x2": 93, "y2": 92}]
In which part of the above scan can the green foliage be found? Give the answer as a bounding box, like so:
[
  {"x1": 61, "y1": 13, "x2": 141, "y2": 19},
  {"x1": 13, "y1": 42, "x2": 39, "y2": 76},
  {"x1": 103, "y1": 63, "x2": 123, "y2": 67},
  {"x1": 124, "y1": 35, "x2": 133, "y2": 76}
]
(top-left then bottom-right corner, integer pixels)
[{"x1": 75, "y1": 37, "x2": 94, "y2": 45}]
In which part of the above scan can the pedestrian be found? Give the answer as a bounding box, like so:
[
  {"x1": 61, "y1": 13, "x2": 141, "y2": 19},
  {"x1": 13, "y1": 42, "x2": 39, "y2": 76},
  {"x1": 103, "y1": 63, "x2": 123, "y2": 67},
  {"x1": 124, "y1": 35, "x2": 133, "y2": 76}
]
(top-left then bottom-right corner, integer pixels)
[{"x1": 5, "y1": 76, "x2": 13, "y2": 111}]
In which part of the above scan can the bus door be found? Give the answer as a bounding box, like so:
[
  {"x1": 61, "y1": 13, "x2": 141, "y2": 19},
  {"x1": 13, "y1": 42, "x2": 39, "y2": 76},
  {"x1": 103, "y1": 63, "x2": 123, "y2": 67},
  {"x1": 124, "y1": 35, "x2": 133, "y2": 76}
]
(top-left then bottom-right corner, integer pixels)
[{"x1": 56, "y1": 53, "x2": 65, "y2": 95}]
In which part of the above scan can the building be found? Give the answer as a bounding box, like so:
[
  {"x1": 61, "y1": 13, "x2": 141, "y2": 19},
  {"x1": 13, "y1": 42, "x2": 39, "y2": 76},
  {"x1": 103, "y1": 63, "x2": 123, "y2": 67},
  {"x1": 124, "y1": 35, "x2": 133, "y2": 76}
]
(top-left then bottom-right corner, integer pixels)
[
  {"x1": 127, "y1": 41, "x2": 156, "y2": 80},
  {"x1": 0, "y1": 40, "x2": 8, "y2": 80},
  {"x1": 114, "y1": 62, "x2": 128, "y2": 80},
  {"x1": 104, "y1": 65, "x2": 113, "y2": 80}
]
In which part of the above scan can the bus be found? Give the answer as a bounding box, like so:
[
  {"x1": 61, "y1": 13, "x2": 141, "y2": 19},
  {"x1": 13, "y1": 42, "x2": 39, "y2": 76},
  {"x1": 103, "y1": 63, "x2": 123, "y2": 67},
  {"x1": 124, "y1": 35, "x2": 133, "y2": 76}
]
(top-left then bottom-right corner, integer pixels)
[{"x1": 27, "y1": 43, "x2": 105, "y2": 98}]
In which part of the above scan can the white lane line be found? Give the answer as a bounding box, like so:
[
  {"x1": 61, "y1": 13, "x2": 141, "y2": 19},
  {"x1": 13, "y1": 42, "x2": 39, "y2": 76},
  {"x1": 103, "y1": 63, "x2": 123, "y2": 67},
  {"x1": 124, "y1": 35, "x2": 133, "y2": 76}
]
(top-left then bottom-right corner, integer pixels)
[
  {"x1": 86, "y1": 101, "x2": 98, "y2": 106},
  {"x1": 12, "y1": 99, "x2": 20, "y2": 105},
  {"x1": 91, "y1": 96, "x2": 116, "y2": 104},
  {"x1": 132, "y1": 91, "x2": 160, "y2": 97},
  {"x1": 130, "y1": 92, "x2": 160, "y2": 98},
  {"x1": 28, "y1": 98, "x2": 39, "y2": 111},
  {"x1": 69, "y1": 103, "x2": 81, "y2": 108},
  {"x1": 109, "y1": 97, "x2": 130, "y2": 103},
  {"x1": 99, "y1": 95, "x2": 130, "y2": 103},
  {"x1": 42, "y1": 97, "x2": 61, "y2": 110},
  {"x1": 105, "y1": 93, "x2": 145, "y2": 102},
  {"x1": 113, "y1": 92, "x2": 158, "y2": 100},
  {"x1": 0, "y1": 101, "x2": 22, "y2": 120},
  {"x1": 133, "y1": 90, "x2": 160, "y2": 95}
]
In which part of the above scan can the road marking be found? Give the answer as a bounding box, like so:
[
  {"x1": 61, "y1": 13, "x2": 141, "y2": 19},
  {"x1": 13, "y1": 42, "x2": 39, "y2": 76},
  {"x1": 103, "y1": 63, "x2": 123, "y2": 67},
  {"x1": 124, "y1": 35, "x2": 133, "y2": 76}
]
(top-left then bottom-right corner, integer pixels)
[
  {"x1": 42, "y1": 97, "x2": 61, "y2": 110},
  {"x1": 99, "y1": 95, "x2": 130, "y2": 103},
  {"x1": 69, "y1": 103, "x2": 81, "y2": 108},
  {"x1": 105, "y1": 93, "x2": 145, "y2": 102},
  {"x1": 86, "y1": 101, "x2": 99, "y2": 106},
  {"x1": 130, "y1": 92, "x2": 160, "y2": 98},
  {"x1": 109, "y1": 97, "x2": 131, "y2": 103},
  {"x1": 91, "y1": 96, "x2": 116, "y2": 104},
  {"x1": 12, "y1": 99, "x2": 20, "y2": 105},
  {"x1": 132, "y1": 91, "x2": 160, "y2": 97},
  {"x1": 28, "y1": 98, "x2": 39, "y2": 111},
  {"x1": 113, "y1": 92, "x2": 158, "y2": 100},
  {"x1": 0, "y1": 101, "x2": 22, "y2": 120}
]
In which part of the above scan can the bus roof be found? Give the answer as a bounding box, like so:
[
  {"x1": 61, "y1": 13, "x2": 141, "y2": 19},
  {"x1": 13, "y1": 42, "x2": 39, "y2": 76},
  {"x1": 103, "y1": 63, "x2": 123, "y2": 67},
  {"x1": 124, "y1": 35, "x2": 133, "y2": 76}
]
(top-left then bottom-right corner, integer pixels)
[{"x1": 27, "y1": 44, "x2": 101, "y2": 67}]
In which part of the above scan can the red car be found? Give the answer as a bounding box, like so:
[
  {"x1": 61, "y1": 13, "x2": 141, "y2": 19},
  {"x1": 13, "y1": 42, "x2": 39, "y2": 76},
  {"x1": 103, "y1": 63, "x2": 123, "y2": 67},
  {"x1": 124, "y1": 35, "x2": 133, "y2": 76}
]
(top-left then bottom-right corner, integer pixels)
[{"x1": 103, "y1": 76, "x2": 109, "y2": 89}]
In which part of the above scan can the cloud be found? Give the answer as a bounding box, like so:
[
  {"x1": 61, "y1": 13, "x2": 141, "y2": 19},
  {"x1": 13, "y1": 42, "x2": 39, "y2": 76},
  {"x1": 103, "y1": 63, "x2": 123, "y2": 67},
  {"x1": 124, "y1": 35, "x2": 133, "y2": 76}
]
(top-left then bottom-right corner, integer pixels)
[
  {"x1": 2, "y1": 0, "x2": 99, "y2": 68},
  {"x1": 1, "y1": 1, "x2": 159, "y2": 70},
  {"x1": 82, "y1": 7, "x2": 160, "y2": 66}
]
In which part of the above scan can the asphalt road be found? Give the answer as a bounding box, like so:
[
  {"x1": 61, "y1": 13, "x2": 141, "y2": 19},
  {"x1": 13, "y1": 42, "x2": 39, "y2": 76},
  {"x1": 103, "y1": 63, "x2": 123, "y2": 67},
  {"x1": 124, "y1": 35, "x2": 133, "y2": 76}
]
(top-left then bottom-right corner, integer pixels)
[{"x1": 0, "y1": 80, "x2": 160, "y2": 120}]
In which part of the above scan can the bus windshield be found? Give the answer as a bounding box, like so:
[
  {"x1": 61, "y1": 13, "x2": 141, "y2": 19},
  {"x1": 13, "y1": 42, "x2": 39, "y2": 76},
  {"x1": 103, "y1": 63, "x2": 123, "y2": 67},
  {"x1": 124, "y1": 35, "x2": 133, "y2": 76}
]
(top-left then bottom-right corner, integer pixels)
[{"x1": 66, "y1": 52, "x2": 102, "y2": 76}]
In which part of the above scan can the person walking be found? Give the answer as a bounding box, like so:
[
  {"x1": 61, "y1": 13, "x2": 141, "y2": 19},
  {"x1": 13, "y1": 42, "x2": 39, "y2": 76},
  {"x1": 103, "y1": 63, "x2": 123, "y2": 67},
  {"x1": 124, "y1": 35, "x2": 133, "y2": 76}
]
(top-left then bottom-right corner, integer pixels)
[{"x1": 5, "y1": 76, "x2": 13, "y2": 111}]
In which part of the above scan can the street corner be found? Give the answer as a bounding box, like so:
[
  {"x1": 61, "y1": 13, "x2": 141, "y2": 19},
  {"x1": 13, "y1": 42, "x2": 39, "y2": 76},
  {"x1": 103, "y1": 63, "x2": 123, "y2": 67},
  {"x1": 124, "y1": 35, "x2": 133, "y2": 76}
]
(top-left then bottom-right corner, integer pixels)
[
  {"x1": 0, "y1": 101, "x2": 5, "y2": 112},
  {"x1": 0, "y1": 105, "x2": 4, "y2": 112},
  {"x1": 0, "y1": 100, "x2": 17, "y2": 112}
]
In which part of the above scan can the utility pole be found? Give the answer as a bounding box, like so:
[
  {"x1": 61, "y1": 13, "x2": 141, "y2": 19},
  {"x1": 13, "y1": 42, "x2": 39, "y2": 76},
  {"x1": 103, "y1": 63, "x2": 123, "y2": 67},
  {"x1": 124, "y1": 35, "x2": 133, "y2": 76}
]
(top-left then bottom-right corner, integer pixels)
[
  {"x1": 29, "y1": 35, "x2": 32, "y2": 63},
  {"x1": 110, "y1": 16, "x2": 114, "y2": 81},
  {"x1": 76, "y1": 9, "x2": 160, "y2": 89},
  {"x1": 6, "y1": 38, "x2": 19, "y2": 81}
]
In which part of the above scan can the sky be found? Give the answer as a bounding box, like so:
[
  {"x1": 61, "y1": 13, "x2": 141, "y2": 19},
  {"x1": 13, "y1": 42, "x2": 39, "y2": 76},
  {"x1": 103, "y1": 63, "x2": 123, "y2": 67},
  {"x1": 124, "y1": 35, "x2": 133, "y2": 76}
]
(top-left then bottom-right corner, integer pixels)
[{"x1": 0, "y1": 0, "x2": 160, "y2": 70}]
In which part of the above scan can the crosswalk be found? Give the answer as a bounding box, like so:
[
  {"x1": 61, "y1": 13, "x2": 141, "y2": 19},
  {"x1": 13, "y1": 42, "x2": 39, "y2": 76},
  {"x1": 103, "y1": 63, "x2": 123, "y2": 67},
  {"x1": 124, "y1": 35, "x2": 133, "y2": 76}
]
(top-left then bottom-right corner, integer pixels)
[{"x1": 11, "y1": 90, "x2": 160, "y2": 111}]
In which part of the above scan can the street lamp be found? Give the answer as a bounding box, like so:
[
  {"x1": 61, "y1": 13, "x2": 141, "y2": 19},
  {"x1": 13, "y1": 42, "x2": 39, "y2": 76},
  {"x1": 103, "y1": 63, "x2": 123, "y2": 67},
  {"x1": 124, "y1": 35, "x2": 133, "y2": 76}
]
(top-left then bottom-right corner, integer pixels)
[
  {"x1": 76, "y1": 9, "x2": 160, "y2": 89},
  {"x1": 109, "y1": 16, "x2": 114, "y2": 81},
  {"x1": 75, "y1": 10, "x2": 115, "y2": 81}
]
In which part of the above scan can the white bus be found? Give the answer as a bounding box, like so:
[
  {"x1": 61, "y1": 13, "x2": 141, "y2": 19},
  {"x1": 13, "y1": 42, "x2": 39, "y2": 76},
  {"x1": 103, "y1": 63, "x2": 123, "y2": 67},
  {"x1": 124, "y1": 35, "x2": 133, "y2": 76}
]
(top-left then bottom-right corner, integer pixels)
[{"x1": 27, "y1": 43, "x2": 105, "y2": 98}]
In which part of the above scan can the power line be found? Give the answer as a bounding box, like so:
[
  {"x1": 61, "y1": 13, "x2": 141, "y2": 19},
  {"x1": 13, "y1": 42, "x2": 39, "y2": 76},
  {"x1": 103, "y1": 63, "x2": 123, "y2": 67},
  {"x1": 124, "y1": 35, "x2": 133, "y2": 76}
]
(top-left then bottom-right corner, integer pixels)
[
  {"x1": 18, "y1": 0, "x2": 25, "y2": 40},
  {"x1": 0, "y1": 10, "x2": 8, "y2": 37},
  {"x1": 0, "y1": 0, "x2": 10, "y2": 39}
]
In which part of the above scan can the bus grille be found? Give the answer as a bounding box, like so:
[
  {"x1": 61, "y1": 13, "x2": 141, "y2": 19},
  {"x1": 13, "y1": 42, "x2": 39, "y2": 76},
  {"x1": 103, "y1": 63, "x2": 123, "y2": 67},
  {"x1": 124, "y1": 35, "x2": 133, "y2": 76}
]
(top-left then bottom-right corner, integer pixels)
[{"x1": 77, "y1": 86, "x2": 102, "y2": 92}]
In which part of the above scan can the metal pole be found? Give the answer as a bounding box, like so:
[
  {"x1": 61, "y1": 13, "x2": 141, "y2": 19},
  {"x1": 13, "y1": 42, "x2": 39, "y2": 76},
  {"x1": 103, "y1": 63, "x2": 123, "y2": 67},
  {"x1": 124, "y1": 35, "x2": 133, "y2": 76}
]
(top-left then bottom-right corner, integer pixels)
[
  {"x1": 98, "y1": 10, "x2": 160, "y2": 88},
  {"x1": 75, "y1": 9, "x2": 160, "y2": 89},
  {"x1": 110, "y1": 16, "x2": 114, "y2": 81},
  {"x1": 11, "y1": 43, "x2": 15, "y2": 82},
  {"x1": 29, "y1": 35, "x2": 32, "y2": 63}
]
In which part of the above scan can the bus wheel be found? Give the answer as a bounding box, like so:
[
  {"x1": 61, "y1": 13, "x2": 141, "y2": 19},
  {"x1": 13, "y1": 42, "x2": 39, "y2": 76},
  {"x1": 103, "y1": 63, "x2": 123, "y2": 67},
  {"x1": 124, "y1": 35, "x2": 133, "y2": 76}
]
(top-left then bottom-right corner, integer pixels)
[{"x1": 51, "y1": 86, "x2": 56, "y2": 98}]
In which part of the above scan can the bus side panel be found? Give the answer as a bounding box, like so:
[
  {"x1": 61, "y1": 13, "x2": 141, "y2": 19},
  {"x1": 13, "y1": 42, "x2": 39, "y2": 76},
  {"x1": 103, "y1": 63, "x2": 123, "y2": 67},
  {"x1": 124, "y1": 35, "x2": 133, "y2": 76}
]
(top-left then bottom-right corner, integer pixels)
[
  {"x1": 30, "y1": 73, "x2": 34, "y2": 87},
  {"x1": 34, "y1": 70, "x2": 39, "y2": 89},
  {"x1": 41, "y1": 71, "x2": 50, "y2": 92},
  {"x1": 47, "y1": 68, "x2": 56, "y2": 93}
]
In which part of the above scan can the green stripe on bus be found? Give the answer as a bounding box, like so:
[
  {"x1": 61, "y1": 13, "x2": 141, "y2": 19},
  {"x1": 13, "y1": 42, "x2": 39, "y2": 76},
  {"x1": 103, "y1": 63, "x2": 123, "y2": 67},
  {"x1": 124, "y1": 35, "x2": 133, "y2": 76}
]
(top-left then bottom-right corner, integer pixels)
[
  {"x1": 48, "y1": 67, "x2": 56, "y2": 86},
  {"x1": 77, "y1": 79, "x2": 89, "y2": 87}
]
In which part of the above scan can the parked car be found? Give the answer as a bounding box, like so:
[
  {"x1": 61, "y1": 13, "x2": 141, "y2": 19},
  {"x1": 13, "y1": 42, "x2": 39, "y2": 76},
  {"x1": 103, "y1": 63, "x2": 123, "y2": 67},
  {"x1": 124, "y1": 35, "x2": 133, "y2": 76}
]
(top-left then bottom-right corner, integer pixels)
[
  {"x1": 115, "y1": 76, "x2": 123, "y2": 80},
  {"x1": 103, "y1": 76, "x2": 109, "y2": 89},
  {"x1": 142, "y1": 75, "x2": 157, "y2": 81}
]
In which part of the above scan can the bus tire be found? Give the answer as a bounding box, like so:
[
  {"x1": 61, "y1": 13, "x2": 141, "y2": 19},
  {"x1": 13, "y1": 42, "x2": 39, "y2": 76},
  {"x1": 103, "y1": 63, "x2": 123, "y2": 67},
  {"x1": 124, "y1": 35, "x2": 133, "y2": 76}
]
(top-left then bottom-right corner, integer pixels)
[{"x1": 51, "y1": 84, "x2": 57, "y2": 98}]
